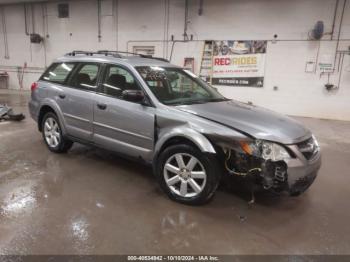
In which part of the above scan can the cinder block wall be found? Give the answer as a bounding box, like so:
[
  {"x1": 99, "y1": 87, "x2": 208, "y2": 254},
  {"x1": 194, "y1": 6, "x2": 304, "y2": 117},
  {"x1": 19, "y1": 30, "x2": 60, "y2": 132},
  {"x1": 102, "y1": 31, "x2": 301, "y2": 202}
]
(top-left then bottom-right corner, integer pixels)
[{"x1": 0, "y1": 0, "x2": 349, "y2": 120}]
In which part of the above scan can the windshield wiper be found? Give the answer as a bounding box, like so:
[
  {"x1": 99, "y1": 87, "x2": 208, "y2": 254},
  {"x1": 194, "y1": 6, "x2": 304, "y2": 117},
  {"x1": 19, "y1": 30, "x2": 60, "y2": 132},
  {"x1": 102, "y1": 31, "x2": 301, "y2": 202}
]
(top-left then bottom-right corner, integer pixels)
[
  {"x1": 166, "y1": 97, "x2": 229, "y2": 106},
  {"x1": 166, "y1": 100, "x2": 208, "y2": 106},
  {"x1": 206, "y1": 98, "x2": 230, "y2": 103}
]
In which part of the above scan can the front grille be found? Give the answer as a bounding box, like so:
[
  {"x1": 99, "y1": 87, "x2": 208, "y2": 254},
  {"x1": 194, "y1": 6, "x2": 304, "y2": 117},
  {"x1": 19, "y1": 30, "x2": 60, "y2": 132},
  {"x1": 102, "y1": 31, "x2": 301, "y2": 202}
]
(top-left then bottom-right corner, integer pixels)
[{"x1": 297, "y1": 137, "x2": 319, "y2": 160}]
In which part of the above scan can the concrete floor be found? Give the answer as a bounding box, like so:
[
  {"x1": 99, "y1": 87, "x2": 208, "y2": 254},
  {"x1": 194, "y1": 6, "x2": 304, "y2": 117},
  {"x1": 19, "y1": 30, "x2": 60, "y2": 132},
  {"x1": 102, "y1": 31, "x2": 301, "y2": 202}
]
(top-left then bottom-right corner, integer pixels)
[{"x1": 0, "y1": 89, "x2": 350, "y2": 255}]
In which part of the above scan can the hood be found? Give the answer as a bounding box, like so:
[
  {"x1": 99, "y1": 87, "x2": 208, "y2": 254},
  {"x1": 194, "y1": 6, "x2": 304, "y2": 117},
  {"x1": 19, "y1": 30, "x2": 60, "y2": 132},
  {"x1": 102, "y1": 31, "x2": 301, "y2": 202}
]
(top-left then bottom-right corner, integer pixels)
[{"x1": 176, "y1": 100, "x2": 311, "y2": 144}]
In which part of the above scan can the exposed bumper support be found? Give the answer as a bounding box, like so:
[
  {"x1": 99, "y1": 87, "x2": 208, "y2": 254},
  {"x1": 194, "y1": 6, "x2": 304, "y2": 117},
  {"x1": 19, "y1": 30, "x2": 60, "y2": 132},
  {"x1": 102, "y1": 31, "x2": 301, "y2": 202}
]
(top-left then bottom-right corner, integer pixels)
[{"x1": 222, "y1": 142, "x2": 322, "y2": 196}]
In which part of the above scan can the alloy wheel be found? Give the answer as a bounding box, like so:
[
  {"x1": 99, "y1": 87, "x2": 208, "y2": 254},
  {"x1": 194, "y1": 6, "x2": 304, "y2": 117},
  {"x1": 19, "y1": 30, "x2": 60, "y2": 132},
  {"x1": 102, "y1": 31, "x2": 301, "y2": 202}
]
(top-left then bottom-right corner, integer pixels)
[
  {"x1": 44, "y1": 117, "x2": 61, "y2": 148},
  {"x1": 163, "y1": 153, "x2": 207, "y2": 198}
]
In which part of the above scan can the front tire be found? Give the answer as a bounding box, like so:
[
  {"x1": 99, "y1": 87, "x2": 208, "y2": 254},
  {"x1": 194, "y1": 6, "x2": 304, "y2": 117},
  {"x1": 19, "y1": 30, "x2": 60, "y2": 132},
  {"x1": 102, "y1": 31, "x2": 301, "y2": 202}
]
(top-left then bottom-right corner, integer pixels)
[
  {"x1": 41, "y1": 112, "x2": 73, "y2": 153},
  {"x1": 156, "y1": 144, "x2": 221, "y2": 205}
]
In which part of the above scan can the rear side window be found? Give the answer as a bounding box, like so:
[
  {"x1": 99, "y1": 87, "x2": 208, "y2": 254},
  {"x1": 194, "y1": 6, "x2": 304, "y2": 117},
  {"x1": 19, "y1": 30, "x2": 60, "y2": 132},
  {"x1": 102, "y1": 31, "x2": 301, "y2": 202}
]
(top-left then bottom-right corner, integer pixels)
[{"x1": 41, "y1": 63, "x2": 75, "y2": 84}]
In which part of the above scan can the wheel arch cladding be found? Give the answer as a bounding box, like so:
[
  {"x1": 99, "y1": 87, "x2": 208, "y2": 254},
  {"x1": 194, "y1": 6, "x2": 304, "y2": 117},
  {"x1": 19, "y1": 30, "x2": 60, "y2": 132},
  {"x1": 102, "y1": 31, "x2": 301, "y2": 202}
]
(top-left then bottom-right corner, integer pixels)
[
  {"x1": 38, "y1": 101, "x2": 66, "y2": 134},
  {"x1": 38, "y1": 105, "x2": 56, "y2": 131}
]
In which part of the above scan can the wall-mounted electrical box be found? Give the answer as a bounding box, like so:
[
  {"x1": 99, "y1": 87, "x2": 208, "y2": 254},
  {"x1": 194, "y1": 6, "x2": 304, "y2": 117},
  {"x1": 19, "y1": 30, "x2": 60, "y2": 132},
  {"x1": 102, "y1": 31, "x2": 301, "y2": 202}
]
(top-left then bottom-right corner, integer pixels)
[
  {"x1": 305, "y1": 61, "x2": 315, "y2": 73},
  {"x1": 30, "y1": 33, "x2": 43, "y2": 44}
]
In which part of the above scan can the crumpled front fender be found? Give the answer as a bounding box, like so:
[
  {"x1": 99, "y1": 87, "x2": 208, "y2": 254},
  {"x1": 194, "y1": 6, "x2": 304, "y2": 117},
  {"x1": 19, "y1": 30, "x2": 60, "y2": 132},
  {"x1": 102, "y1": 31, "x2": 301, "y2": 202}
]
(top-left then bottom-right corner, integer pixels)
[
  {"x1": 154, "y1": 125, "x2": 216, "y2": 159},
  {"x1": 152, "y1": 108, "x2": 250, "y2": 162}
]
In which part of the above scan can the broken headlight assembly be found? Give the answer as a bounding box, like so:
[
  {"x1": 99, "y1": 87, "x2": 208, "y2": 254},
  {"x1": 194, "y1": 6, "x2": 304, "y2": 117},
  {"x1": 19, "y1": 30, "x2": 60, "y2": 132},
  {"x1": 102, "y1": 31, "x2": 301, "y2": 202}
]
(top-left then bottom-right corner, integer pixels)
[
  {"x1": 223, "y1": 140, "x2": 290, "y2": 193},
  {"x1": 240, "y1": 140, "x2": 291, "y2": 162}
]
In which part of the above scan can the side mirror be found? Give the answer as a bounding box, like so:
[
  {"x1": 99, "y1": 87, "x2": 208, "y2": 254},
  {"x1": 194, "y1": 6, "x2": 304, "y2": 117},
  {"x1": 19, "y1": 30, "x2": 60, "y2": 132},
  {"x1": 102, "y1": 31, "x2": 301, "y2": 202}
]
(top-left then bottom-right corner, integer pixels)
[{"x1": 122, "y1": 90, "x2": 146, "y2": 103}]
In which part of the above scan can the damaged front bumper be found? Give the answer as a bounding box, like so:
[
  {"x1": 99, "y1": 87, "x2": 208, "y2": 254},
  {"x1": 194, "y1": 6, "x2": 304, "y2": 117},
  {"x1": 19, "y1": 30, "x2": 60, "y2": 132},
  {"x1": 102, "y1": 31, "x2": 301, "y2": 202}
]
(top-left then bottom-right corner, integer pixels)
[
  {"x1": 284, "y1": 144, "x2": 321, "y2": 195},
  {"x1": 222, "y1": 137, "x2": 321, "y2": 196}
]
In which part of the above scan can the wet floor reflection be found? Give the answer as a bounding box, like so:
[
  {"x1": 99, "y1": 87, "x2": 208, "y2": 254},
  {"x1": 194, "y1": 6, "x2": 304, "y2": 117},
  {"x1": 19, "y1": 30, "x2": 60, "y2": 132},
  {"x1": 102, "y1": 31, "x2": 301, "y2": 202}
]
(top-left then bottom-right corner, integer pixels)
[
  {"x1": 0, "y1": 184, "x2": 37, "y2": 218},
  {"x1": 68, "y1": 215, "x2": 95, "y2": 253},
  {"x1": 160, "y1": 211, "x2": 201, "y2": 249}
]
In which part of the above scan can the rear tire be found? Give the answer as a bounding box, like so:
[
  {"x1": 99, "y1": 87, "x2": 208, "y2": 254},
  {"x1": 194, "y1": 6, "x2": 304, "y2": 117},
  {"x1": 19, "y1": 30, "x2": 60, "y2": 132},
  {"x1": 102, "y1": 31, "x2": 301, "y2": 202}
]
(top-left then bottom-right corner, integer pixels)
[
  {"x1": 41, "y1": 112, "x2": 73, "y2": 153},
  {"x1": 156, "y1": 144, "x2": 221, "y2": 205}
]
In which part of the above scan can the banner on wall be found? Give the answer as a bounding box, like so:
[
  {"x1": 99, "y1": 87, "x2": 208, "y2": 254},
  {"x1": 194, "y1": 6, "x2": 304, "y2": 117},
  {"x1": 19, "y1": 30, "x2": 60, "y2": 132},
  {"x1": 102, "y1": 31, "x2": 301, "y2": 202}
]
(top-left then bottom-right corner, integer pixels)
[{"x1": 212, "y1": 40, "x2": 267, "y2": 88}]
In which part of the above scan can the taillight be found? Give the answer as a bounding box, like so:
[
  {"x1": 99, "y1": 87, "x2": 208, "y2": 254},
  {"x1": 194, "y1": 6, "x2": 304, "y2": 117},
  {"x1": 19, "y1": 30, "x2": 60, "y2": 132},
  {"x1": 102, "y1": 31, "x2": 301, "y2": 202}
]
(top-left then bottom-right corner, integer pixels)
[{"x1": 31, "y1": 82, "x2": 38, "y2": 92}]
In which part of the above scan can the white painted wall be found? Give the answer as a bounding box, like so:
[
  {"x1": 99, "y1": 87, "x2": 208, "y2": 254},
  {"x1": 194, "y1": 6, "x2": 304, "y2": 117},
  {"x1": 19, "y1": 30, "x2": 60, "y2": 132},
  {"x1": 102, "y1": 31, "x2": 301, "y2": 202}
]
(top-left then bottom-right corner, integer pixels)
[{"x1": 0, "y1": 0, "x2": 350, "y2": 120}]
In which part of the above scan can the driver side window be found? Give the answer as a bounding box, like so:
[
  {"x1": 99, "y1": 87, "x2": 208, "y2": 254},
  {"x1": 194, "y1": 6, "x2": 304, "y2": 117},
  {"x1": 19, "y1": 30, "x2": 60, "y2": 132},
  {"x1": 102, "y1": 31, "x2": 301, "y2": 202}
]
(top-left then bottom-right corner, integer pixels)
[
  {"x1": 102, "y1": 65, "x2": 141, "y2": 99},
  {"x1": 168, "y1": 71, "x2": 209, "y2": 97}
]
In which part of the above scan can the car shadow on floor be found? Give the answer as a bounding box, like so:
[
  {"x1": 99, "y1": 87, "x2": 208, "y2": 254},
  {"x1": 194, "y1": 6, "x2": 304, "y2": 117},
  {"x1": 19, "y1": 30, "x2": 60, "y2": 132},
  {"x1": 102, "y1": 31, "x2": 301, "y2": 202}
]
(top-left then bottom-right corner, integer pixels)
[{"x1": 64, "y1": 143, "x2": 300, "y2": 208}]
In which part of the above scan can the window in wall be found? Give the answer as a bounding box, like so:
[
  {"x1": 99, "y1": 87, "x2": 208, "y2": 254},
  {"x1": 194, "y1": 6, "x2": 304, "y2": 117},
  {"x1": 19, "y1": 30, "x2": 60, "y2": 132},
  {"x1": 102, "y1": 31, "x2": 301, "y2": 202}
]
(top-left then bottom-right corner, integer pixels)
[
  {"x1": 132, "y1": 46, "x2": 155, "y2": 56},
  {"x1": 58, "y1": 3, "x2": 69, "y2": 18},
  {"x1": 70, "y1": 63, "x2": 100, "y2": 90},
  {"x1": 41, "y1": 63, "x2": 75, "y2": 84}
]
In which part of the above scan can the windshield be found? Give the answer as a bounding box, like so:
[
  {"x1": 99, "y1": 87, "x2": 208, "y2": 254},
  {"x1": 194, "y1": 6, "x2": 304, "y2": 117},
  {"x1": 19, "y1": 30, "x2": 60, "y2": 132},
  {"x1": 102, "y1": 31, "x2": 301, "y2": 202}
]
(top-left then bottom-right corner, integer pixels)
[{"x1": 135, "y1": 66, "x2": 228, "y2": 105}]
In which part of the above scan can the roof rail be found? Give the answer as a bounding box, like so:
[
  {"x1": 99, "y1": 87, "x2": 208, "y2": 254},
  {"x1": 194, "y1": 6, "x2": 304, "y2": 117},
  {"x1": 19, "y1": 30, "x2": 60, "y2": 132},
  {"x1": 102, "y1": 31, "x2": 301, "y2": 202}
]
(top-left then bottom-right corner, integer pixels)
[
  {"x1": 65, "y1": 51, "x2": 95, "y2": 56},
  {"x1": 97, "y1": 50, "x2": 169, "y2": 62},
  {"x1": 65, "y1": 50, "x2": 170, "y2": 62},
  {"x1": 95, "y1": 50, "x2": 116, "y2": 57},
  {"x1": 97, "y1": 50, "x2": 140, "y2": 57},
  {"x1": 149, "y1": 57, "x2": 170, "y2": 62}
]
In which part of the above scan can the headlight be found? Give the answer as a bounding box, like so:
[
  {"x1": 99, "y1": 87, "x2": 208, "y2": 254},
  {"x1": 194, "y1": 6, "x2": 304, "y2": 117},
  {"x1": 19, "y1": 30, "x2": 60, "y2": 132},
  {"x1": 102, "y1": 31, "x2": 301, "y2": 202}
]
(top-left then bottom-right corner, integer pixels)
[
  {"x1": 261, "y1": 141, "x2": 290, "y2": 161},
  {"x1": 240, "y1": 140, "x2": 291, "y2": 161}
]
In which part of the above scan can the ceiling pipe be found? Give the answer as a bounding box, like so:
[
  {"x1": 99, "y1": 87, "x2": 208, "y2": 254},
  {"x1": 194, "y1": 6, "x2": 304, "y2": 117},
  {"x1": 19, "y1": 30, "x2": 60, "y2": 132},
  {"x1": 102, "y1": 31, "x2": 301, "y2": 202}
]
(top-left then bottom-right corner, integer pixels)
[
  {"x1": 97, "y1": 0, "x2": 102, "y2": 42},
  {"x1": 1, "y1": 6, "x2": 10, "y2": 59},
  {"x1": 24, "y1": 3, "x2": 30, "y2": 35},
  {"x1": 1, "y1": 0, "x2": 47, "y2": 4},
  {"x1": 162, "y1": 0, "x2": 170, "y2": 58},
  {"x1": 31, "y1": 3, "x2": 35, "y2": 33},
  {"x1": 330, "y1": 0, "x2": 339, "y2": 40},
  {"x1": 198, "y1": 0, "x2": 203, "y2": 16},
  {"x1": 42, "y1": 2, "x2": 48, "y2": 38},
  {"x1": 183, "y1": 0, "x2": 189, "y2": 41},
  {"x1": 114, "y1": 0, "x2": 118, "y2": 50},
  {"x1": 333, "y1": 0, "x2": 347, "y2": 69},
  {"x1": 41, "y1": 2, "x2": 47, "y2": 67}
]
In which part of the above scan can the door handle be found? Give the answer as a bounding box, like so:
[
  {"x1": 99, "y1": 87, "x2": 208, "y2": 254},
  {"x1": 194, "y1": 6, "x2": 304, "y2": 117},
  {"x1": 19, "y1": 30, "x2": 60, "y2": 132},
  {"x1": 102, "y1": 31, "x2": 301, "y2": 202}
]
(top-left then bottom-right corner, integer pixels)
[
  {"x1": 58, "y1": 93, "x2": 66, "y2": 99},
  {"x1": 97, "y1": 103, "x2": 107, "y2": 110}
]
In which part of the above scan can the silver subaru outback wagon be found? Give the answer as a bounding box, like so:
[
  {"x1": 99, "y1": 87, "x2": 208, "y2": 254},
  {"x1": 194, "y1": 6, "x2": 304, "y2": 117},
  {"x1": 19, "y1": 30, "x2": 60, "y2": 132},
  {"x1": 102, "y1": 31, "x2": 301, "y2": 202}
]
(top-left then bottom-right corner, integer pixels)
[{"x1": 29, "y1": 51, "x2": 321, "y2": 205}]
